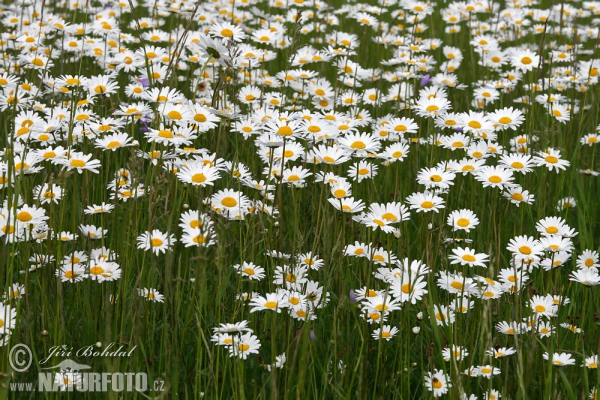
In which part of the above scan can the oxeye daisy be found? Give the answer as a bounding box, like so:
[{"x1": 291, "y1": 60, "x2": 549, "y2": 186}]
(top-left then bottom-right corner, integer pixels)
[
  {"x1": 458, "y1": 111, "x2": 494, "y2": 136},
  {"x1": 416, "y1": 167, "x2": 456, "y2": 189},
  {"x1": 57, "y1": 152, "x2": 101, "y2": 174},
  {"x1": 570, "y1": 269, "x2": 600, "y2": 286},
  {"x1": 406, "y1": 191, "x2": 445, "y2": 213},
  {"x1": 414, "y1": 96, "x2": 451, "y2": 118},
  {"x1": 138, "y1": 288, "x2": 164, "y2": 302},
  {"x1": 136, "y1": 229, "x2": 177, "y2": 255},
  {"x1": 507, "y1": 235, "x2": 544, "y2": 265},
  {"x1": 447, "y1": 209, "x2": 479, "y2": 232},
  {"x1": 372, "y1": 325, "x2": 399, "y2": 341},
  {"x1": 424, "y1": 370, "x2": 452, "y2": 397},
  {"x1": 499, "y1": 153, "x2": 534, "y2": 174},
  {"x1": 211, "y1": 189, "x2": 251, "y2": 215},
  {"x1": 249, "y1": 291, "x2": 289, "y2": 313},
  {"x1": 475, "y1": 166, "x2": 514, "y2": 188},
  {"x1": 33, "y1": 183, "x2": 63, "y2": 204},
  {"x1": 548, "y1": 104, "x2": 570, "y2": 123},
  {"x1": 530, "y1": 295, "x2": 557, "y2": 317},
  {"x1": 488, "y1": 107, "x2": 525, "y2": 130},
  {"x1": 449, "y1": 247, "x2": 489, "y2": 267},
  {"x1": 503, "y1": 185, "x2": 535, "y2": 206},
  {"x1": 533, "y1": 149, "x2": 570, "y2": 172},
  {"x1": 94, "y1": 132, "x2": 134, "y2": 151},
  {"x1": 449, "y1": 296, "x2": 474, "y2": 313},
  {"x1": 234, "y1": 262, "x2": 265, "y2": 281},
  {"x1": 330, "y1": 180, "x2": 352, "y2": 199},
  {"x1": 327, "y1": 197, "x2": 365, "y2": 214},
  {"x1": 543, "y1": 352, "x2": 576, "y2": 366},
  {"x1": 510, "y1": 49, "x2": 540, "y2": 72},
  {"x1": 577, "y1": 250, "x2": 599, "y2": 269},
  {"x1": 209, "y1": 21, "x2": 246, "y2": 42},
  {"x1": 433, "y1": 304, "x2": 455, "y2": 326},
  {"x1": 57, "y1": 264, "x2": 87, "y2": 282},
  {"x1": 442, "y1": 345, "x2": 469, "y2": 361},
  {"x1": 477, "y1": 365, "x2": 501, "y2": 379},
  {"x1": 176, "y1": 162, "x2": 220, "y2": 187}
]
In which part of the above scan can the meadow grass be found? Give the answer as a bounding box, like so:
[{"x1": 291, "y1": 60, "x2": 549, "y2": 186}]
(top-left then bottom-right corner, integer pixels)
[{"x1": 0, "y1": 0, "x2": 599, "y2": 398}]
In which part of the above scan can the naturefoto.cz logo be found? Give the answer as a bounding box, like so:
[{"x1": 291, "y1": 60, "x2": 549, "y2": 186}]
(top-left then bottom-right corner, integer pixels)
[{"x1": 8, "y1": 343, "x2": 164, "y2": 393}]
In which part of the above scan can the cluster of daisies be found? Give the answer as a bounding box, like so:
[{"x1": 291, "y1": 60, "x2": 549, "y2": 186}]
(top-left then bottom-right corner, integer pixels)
[{"x1": 0, "y1": 0, "x2": 598, "y2": 396}]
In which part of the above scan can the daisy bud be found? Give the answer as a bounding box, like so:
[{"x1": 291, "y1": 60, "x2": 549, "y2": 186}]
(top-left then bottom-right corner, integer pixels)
[
  {"x1": 428, "y1": 223, "x2": 433, "y2": 230},
  {"x1": 393, "y1": 229, "x2": 401, "y2": 238},
  {"x1": 412, "y1": 327, "x2": 421, "y2": 334},
  {"x1": 417, "y1": 312, "x2": 423, "y2": 320},
  {"x1": 132, "y1": 140, "x2": 140, "y2": 147},
  {"x1": 274, "y1": 221, "x2": 279, "y2": 226},
  {"x1": 42, "y1": 330, "x2": 48, "y2": 336},
  {"x1": 96, "y1": 342, "x2": 102, "y2": 348},
  {"x1": 182, "y1": 203, "x2": 189, "y2": 210}
]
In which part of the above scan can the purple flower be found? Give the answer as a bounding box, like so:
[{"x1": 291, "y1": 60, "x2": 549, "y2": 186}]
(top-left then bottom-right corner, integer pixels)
[
  {"x1": 420, "y1": 74, "x2": 432, "y2": 86},
  {"x1": 349, "y1": 289, "x2": 356, "y2": 303},
  {"x1": 137, "y1": 77, "x2": 150, "y2": 88},
  {"x1": 309, "y1": 330, "x2": 316, "y2": 342}
]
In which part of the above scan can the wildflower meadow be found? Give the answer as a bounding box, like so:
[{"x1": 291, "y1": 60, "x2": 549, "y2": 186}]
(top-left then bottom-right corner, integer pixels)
[{"x1": 0, "y1": 0, "x2": 599, "y2": 397}]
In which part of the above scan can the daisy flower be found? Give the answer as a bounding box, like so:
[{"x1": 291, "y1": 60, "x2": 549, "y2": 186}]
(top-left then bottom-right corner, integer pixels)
[
  {"x1": 390, "y1": 275, "x2": 428, "y2": 304},
  {"x1": 57, "y1": 152, "x2": 101, "y2": 174},
  {"x1": 209, "y1": 22, "x2": 246, "y2": 42},
  {"x1": 503, "y1": 185, "x2": 535, "y2": 206},
  {"x1": 57, "y1": 264, "x2": 87, "y2": 283},
  {"x1": 211, "y1": 189, "x2": 251, "y2": 215},
  {"x1": 449, "y1": 247, "x2": 489, "y2": 267},
  {"x1": 569, "y1": 269, "x2": 600, "y2": 286},
  {"x1": 488, "y1": 107, "x2": 525, "y2": 130},
  {"x1": 136, "y1": 230, "x2": 177, "y2": 255},
  {"x1": 442, "y1": 345, "x2": 469, "y2": 361},
  {"x1": 486, "y1": 347, "x2": 516, "y2": 358},
  {"x1": 424, "y1": 370, "x2": 452, "y2": 397},
  {"x1": 477, "y1": 365, "x2": 501, "y2": 379},
  {"x1": 549, "y1": 104, "x2": 570, "y2": 123},
  {"x1": 234, "y1": 262, "x2": 265, "y2": 281},
  {"x1": 0, "y1": 302, "x2": 16, "y2": 334},
  {"x1": 406, "y1": 191, "x2": 445, "y2": 213},
  {"x1": 327, "y1": 197, "x2": 366, "y2": 214},
  {"x1": 499, "y1": 153, "x2": 534, "y2": 174},
  {"x1": 176, "y1": 162, "x2": 220, "y2": 187},
  {"x1": 372, "y1": 325, "x2": 399, "y2": 341},
  {"x1": 249, "y1": 291, "x2": 289, "y2": 313},
  {"x1": 414, "y1": 97, "x2": 452, "y2": 118},
  {"x1": 577, "y1": 250, "x2": 599, "y2": 269},
  {"x1": 447, "y1": 209, "x2": 479, "y2": 232},
  {"x1": 532, "y1": 149, "x2": 570, "y2": 172},
  {"x1": 510, "y1": 49, "x2": 540, "y2": 72},
  {"x1": 475, "y1": 166, "x2": 514, "y2": 188},
  {"x1": 543, "y1": 352, "x2": 576, "y2": 366},
  {"x1": 530, "y1": 295, "x2": 558, "y2": 317},
  {"x1": 416, "y1": 167, "x2": 456, "y2": 189},
  {"x1": 84, "y1": 203, "x2": 115, "y2": 214},
  {"x1": 583, "y1": 355, "x2": 598, "y2": 369},
  {"x1": 433, "y1": 304, "x2": 455, "y2": 326},
  {"x1": 138, "y1": 288, "x2": 164, "y2": 302},
  {"x1": 33, "y1": 183, "x2": 63, "y2": 204},
  {"x1": 54, "y1": 371, "x2": 82, "y2": 391}
]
